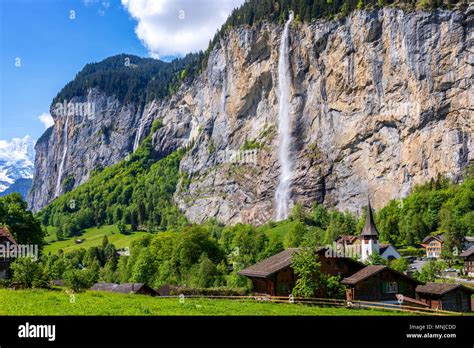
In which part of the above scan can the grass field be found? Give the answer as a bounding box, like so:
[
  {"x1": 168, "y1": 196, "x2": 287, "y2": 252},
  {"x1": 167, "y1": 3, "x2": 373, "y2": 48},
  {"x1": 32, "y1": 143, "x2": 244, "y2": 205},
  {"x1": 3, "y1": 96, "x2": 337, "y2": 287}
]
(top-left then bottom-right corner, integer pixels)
[
  {"x1": 258, "y1": 220, "x2": 300, "y2": 240},
  {"x1": 0, "y1": 289, "x2": 415, "y2": 316},
  {"x1": 43, "y1": 225, "x2": 149, "y2": 255}
]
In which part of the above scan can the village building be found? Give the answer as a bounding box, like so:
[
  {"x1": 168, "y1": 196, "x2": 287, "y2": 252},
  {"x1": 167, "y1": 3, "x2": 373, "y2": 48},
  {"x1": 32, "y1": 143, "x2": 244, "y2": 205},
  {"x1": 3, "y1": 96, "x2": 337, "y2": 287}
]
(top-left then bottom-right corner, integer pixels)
[
  {"x1": 421, "y1": 234, "x2": 474, "y2": 258},
  {"x1": 421, "y1": 234, "x2": 444, "y2": 258},
  {"x1": 238, "y1": 247, "x2": 365, "y2": 296},
  {"x1": 460, "y1": 246, "x2": 474, "y2": 277},
  {"x1": 0, "y1": 226, "x2": 17, "y2": 279},
  {"x1": 415, "y1": 283, "x2": 474, "y2": 312},
  {"x1": 335, "y1": 198, "x2": 400, "y2": 261},
  {"x1": 90, "y1": 283, "x2": 158, "y2": 296},
  {"x1": 341, "y1": 265, "x2": 422, "y2": 302}
]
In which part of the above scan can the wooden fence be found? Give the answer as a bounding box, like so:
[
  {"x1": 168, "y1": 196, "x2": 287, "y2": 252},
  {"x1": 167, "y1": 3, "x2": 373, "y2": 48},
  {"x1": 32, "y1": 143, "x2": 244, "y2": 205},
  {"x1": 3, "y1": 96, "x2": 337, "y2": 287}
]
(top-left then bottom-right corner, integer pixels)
[{"x1": 159, "y1": 294, "x2": 465, "y2": 316}]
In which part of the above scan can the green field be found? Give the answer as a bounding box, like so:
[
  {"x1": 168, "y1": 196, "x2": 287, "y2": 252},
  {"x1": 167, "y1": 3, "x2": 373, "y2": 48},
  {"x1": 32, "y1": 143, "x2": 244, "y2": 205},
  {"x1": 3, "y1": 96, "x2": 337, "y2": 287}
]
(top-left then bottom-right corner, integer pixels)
[
  {"x1": 0, "y1": 289, "x2": 415, "y2": 316},
  {"x1": 43, "y1": 225, "x2": 149, "y2": 255}
]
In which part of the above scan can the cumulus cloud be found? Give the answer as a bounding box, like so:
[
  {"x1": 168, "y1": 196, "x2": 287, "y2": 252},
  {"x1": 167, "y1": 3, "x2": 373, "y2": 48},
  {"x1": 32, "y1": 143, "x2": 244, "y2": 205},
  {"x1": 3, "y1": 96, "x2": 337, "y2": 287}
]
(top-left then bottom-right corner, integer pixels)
[
  {"x1": 121, "y1": 0, "x2": 245, "y2": 58},
  {"x1": 38, "y1": 113, "x2": 54, "y2": 129}
]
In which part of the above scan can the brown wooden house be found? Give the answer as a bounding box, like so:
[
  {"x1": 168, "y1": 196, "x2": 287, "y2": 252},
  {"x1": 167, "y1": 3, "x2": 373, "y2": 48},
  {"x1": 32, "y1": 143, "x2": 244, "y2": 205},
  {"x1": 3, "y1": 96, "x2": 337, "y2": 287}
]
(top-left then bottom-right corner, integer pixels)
[
  {"x1": 238, "y1": 247, "x2": 365, "y2": 296},
  {"x1": 341, "y1": 265, "x2": 422, "y2": 302},
  {"x1": 460, "y1": 246, "x2": 474, "y2": 277},
  {"x1": 415, "y1": 283, "x2": 474, "y2": 312},
  {"x1": 0, "y1": 226, "x2": 17, "y2": 279}
]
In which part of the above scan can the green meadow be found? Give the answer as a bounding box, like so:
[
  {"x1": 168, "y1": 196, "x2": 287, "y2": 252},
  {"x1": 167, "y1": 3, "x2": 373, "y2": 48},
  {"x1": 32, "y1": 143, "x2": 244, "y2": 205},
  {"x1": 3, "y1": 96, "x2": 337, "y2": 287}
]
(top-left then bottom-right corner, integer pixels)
[
  {"x1": 43, "y1": 225, "x2": 148, "y2": 255},
  {"x1": 0, "y1": 289, "x2": 415, "y2": 316}
]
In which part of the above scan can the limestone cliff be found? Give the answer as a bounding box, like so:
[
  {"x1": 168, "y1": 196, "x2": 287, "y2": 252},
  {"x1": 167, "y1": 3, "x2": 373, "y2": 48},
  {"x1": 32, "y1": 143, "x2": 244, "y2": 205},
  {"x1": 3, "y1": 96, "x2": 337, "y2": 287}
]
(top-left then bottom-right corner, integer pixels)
[{"x1": 28, "y1": 8, "x2": 474, "y2": 225}]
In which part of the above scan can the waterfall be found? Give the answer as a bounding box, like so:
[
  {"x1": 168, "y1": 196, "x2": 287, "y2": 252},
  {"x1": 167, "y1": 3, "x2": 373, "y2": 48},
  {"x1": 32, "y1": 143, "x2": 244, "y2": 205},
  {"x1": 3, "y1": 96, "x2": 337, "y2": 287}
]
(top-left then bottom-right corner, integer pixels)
[
  {"x1": 133, "y1": 116, "x2": 146, "y2": 152},
  {"x1": 55, "y1": 115, "x2": 69, "y2": 198},
  {"x1": 275, "y1": 11, "x2": 294, "y2": 221}
]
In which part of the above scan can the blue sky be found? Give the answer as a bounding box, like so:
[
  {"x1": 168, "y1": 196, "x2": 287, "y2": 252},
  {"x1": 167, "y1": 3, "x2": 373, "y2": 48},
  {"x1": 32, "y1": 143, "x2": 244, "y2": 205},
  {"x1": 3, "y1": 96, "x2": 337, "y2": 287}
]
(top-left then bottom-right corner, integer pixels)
[{"x1": 0, "y1": 0, "x2": 244, "y2": 143}]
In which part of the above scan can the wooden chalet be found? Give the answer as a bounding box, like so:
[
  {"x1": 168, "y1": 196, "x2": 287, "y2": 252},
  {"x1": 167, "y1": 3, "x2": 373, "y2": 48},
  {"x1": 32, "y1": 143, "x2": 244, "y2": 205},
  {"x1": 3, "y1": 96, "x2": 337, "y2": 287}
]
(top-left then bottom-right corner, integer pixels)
[
  {"x1": 238, "y1": 247, "x2": 365, "y2": 296},
  {"x1": 421, "y1": 234, "x2": 444, "y2": 258},
  {"x1": 415, "y1": 283, "x2": 474, "y2": 312},
  {"x1": 90, "y1": 283, "x2": 158, "y2": 296},
  {"x1": 460, "y1": 246, "x2": 474, "y2": 277},
  {"x1": 341, "y1": 265, "x2": 422, "y2": 302},
  {"x1": 0, "y1": 226, "x2": 17, "y2": 279}
]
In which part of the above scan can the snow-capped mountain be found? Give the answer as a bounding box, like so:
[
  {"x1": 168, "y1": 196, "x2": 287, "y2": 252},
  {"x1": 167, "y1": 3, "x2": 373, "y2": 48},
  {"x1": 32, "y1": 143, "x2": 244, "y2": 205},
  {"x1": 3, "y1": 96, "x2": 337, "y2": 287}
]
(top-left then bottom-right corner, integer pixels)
[{"x1": 0, "y1": 136, "x2": 35, "y2": 193}]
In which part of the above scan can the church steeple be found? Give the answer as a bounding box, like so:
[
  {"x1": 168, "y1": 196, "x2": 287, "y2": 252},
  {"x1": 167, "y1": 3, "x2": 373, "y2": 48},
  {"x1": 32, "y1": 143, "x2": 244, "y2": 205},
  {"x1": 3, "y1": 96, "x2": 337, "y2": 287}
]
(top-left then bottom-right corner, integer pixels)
[
  {"x1": 360, "y1": 195, "x2": 380, "y2": 261},
  {"x1": 360, "y1": 197, "x2": 379, "y2": 238}
]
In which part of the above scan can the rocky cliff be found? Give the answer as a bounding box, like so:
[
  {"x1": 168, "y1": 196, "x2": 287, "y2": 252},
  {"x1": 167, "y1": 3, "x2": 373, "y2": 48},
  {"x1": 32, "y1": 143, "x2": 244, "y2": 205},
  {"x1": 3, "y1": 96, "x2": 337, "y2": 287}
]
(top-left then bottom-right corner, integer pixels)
[{"x1": 28, "y1": 8, "x2": 474, "y2": 225}]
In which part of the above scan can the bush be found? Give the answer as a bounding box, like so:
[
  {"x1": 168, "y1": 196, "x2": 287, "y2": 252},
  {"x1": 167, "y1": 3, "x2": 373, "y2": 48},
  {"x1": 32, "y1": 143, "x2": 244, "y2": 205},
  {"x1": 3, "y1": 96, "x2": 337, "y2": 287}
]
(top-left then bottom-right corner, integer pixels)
[
  {"x1": 63, "y1": 269, "x2": 94, "y2": 293},
  {"x1": 398, "y1": 247, "x2": 425, "y2": 258},
  {"x1": 10, "y1": 257, "x2": 51, "y2": 288}
]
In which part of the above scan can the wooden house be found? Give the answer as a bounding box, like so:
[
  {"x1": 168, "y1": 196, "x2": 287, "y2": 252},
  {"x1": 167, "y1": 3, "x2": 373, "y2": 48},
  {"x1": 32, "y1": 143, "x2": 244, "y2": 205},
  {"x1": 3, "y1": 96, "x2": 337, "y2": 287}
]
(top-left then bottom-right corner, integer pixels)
[
  {"x1": 0, "y1": 226, "x2": 17, "y2": 279},
  {"x1": 415, "y1": 283, "x2": 474, "y2": 312},
  {"x1": 460, "y1": 246, "x2": 474, "y2": 277},
  {"x1": 421, "y1": 234, "x2": 444, "y2": 258},
  {"x1": 238, "y1": 247, "x2": 365, "y2": 296},
  {"x1": 90, "y1": 283, "x2": 158, "y2": 296},
  {"x1": 341, "y1": 265, "x2": 422, "y2": 302}
]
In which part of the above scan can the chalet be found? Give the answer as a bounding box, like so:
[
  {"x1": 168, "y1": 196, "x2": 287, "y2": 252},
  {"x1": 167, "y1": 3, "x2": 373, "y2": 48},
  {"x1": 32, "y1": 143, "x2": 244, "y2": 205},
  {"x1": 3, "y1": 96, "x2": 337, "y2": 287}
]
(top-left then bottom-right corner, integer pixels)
[
  {"x1": 415, "y1": 283, "x2": 474, "y2": 312},
  {"x1": 335, "y1": 198, "x2": 400, "y2": 261},
  {"x1": 90, "y1": 283, "x2": 158, "y2": 296},
  {"x1": 421, "y1": 234, "x2": 474, "y2": 258},
  {"x1": 238, "y1": 247, "x2": 365, "y2": 296},
  {"x1": 341, "y1": 265, "x2": 422, "y2": 302},
  {"x1": 421, "y1": 234, "x2": 444, "y2": 258},
  {"x1": 0, "y1": 226, "x2": 17, "y2": 279},
  {"x1": 460, "y1": 246, "x2": 474, "y2": 277}
]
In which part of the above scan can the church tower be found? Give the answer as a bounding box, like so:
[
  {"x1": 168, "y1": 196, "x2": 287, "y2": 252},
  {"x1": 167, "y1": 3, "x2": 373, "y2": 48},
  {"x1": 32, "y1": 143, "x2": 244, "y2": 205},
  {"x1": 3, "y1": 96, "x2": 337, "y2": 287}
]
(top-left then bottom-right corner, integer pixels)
[{"x1": 360, "y1": 197, "x2": 380, "y2": 261}]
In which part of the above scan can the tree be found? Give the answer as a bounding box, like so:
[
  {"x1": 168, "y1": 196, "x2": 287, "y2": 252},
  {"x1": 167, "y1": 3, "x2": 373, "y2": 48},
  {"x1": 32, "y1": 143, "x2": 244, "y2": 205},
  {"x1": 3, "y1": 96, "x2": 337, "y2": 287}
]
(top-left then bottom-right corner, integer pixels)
[
  {"x1": 283, "y1": 221, "x2": 307, "y2": 248},
  {"x1": 414, "y1": 260, "x2": 445, "y2": 283},
  {"x1": 389, "y1": 257, "x2": 409, "y2": 273},
  {"x1": 366, "y1": 251, "x2": 387, "y2": 266},
  {"x1": 63, "y1": 268, "x2": 93, "y2": 293},
  {"x1": 0, "y1": 193, "x2": 45, "y2": 247},
  {"x1": 291, "y1": 247, "x2": 323, "y2": 298},
  {"x1": 10, "y1": 257, "x2": 49, "y2": 288}
]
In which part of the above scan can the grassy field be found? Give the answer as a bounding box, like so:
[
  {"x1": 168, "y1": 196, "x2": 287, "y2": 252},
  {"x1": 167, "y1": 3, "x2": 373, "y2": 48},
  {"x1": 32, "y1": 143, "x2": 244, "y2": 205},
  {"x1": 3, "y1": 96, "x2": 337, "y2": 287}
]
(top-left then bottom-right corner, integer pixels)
[
  {"x1": 0, "y1": 289, "x2": 415, "y2": 316},
  {"x1": 258, "y1": 220, "x2": 300, "y2": 240},
  {"x1": 43, "y1": 225, "x2": 149, "y2": 255}
]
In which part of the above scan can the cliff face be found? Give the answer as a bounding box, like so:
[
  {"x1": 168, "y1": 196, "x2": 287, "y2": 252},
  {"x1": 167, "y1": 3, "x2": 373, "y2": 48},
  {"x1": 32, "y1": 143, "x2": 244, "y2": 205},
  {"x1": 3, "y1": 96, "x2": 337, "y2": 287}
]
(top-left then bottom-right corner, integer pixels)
[{"x1": 29, "y1": 8, "x2": 474, "y2": 224}]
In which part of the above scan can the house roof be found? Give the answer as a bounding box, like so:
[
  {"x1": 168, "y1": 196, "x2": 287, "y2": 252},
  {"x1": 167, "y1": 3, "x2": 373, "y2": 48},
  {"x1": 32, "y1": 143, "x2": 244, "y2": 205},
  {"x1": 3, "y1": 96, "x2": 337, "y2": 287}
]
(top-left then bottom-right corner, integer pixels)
[
  {"x1": 360, "y1": 198, "x2": 379, "y2": 237},
  {"x1": 379, "y1": 244, "x2": 392, "y2": 253},
  {"x1": 0, "y1": 226, "x2": 17, "y2": 245},
  {"x1": 399, "y1": 295, "x2": 430, "y2": 308},
  {"x1": 416, "y1": 282, "x2": 474, "y2": 296},
  {"x1": 341, "y1": 265, "x2": 422, "y2": 286},
  {"x1": 90, "y1": 282, "x2": 156, "y2": 295},
  {"x1": 460, "y1": 245, "x2": 474, "y2": 257},
  {"x1": 238, "y1": 248, "x2": 299, "y2": 278},
  {"x1": 422, "y1": 234, "x2": 444, "y2": 244},
  {"x1": 335, "y1": 235, "x2": 359, "y2": 245}
]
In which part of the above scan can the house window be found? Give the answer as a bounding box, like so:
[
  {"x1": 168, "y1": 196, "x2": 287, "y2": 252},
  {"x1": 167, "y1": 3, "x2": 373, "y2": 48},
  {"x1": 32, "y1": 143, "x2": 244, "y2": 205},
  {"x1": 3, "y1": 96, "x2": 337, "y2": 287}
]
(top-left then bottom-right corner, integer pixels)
[{"x1": 383, "y1": 281, "x2": 398, "y2": 293}]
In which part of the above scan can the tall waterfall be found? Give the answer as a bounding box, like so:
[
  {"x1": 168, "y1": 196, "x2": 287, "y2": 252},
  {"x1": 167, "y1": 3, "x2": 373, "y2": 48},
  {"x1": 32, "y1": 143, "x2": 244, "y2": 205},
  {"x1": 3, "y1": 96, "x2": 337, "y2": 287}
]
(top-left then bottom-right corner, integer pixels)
[
  {"x1": 55, "y1": 115, "x2": 69, "y2": 198},
  {"x1": 133, "y1": 116, "x2": 146, "y2": 152},
  {"x1": 275, "y1": 11, "x2": 294, "y2": 221}
]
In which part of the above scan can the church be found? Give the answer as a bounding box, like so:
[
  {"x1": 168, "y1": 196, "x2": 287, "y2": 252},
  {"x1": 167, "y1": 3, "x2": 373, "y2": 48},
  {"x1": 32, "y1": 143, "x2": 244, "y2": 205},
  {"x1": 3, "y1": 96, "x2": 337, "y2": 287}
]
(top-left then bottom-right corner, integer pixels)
[{"x1": 335, "y1": 198, "x2": 401, "y2": 261}]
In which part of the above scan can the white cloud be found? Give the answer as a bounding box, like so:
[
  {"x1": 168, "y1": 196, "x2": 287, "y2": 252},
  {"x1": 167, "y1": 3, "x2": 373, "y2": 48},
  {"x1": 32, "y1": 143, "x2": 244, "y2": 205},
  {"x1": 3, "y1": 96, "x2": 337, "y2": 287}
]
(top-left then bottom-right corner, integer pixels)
[
  {"x1": 38, "y1": 113, "x2": 54, "y2": 129},
  {"x1": 121, "y1": 0, "x2": 245, "y2": 58}
]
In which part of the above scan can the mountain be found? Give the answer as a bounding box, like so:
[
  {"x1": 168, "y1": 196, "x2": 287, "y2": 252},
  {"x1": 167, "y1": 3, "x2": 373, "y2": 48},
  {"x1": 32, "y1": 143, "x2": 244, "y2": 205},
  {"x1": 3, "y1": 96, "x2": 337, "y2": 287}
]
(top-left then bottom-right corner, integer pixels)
[
  {"x1": 28, "y1": 4, "x2": 473, "y2": 227},
  {"x1": 0, "y1": 178, "x2": 33, "y2": 200},
  {"x1": 0, "y1": 136, "x2": 35, "y2": 194}
]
